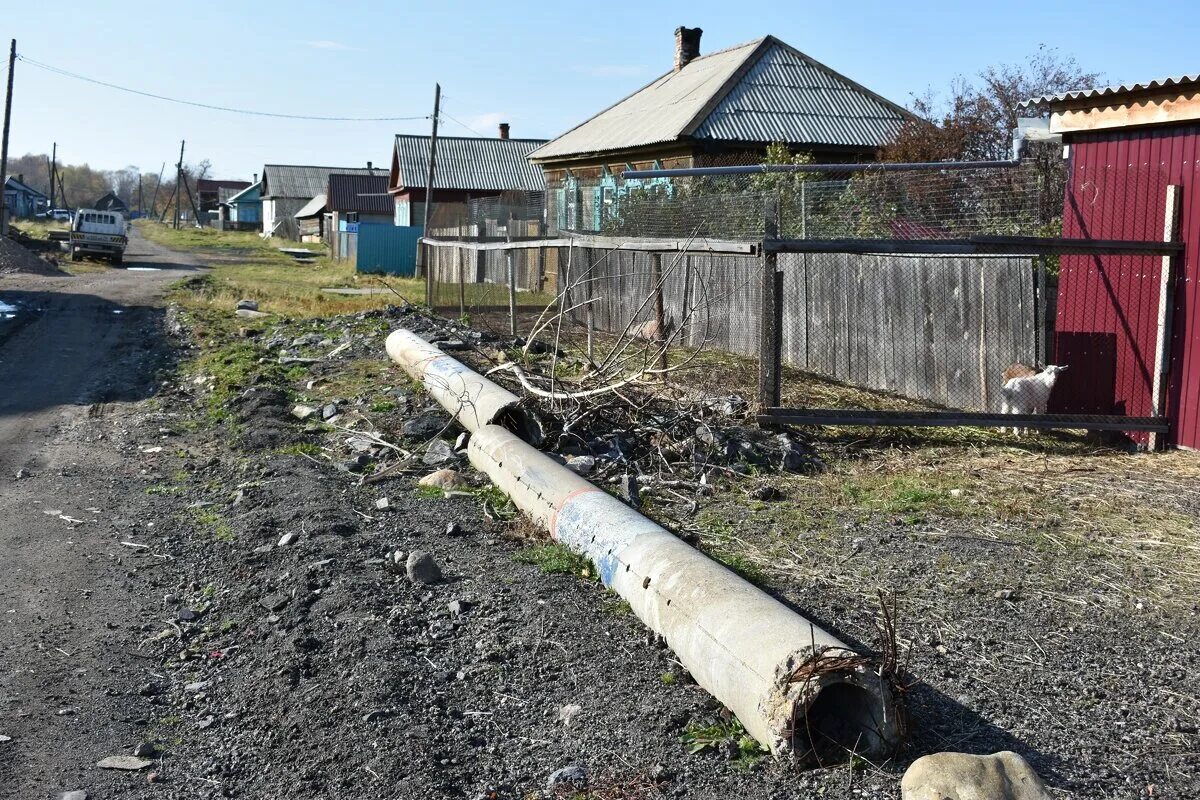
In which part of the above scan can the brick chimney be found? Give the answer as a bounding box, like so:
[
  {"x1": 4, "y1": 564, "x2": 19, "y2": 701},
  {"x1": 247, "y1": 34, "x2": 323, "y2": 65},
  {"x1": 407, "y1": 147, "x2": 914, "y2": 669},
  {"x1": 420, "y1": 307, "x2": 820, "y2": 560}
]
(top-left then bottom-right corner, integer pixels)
[
  {"x1": 253, "y1": 173, "x2": 258, "y2": 184},
  {"x1": 367, "y1": 161, "x2": 373, "y2": 171},
  {"x1": 498, "y1": 122, "x2": 510, "y2": 139},
  {"x1": 674, "y1": 27, "x2": 702, "y2": 71}
]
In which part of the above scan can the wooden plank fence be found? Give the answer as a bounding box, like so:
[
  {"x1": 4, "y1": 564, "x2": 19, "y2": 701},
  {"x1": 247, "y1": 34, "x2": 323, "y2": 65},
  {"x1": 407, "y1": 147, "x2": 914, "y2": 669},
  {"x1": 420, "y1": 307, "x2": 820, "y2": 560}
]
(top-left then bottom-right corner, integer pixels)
[{"x1": 424, "y1": 239, "x2": 1037, "y2": 411}]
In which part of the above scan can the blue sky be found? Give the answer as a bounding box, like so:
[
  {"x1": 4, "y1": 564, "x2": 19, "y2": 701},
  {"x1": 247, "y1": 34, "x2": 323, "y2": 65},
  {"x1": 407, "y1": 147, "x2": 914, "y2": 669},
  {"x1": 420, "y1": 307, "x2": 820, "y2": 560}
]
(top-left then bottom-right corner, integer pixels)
[{"x1": 2, "y1": 0, "x2": 1195, "y2": 181}]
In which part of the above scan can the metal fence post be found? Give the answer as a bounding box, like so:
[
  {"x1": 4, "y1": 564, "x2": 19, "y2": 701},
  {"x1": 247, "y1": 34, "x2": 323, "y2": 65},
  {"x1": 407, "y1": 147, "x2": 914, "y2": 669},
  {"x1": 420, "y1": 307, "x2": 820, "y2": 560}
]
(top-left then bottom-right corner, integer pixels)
[{"x1": 758, "y1": 199, "x2": 782, "y2": 408}]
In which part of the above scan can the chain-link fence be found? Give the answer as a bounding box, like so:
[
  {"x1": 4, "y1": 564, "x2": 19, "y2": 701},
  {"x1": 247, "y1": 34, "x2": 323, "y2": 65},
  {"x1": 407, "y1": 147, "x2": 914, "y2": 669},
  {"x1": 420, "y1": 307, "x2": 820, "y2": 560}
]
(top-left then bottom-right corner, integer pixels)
[{"x1": 549, "y1": 166, "x2": 1055, "y2": 241}]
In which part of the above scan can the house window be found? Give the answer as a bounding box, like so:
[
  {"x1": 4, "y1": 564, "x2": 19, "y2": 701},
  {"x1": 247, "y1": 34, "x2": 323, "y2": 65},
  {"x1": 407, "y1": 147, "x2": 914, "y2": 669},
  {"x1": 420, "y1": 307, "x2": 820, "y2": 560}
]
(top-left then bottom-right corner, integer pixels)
[{"x1": 565, "y1": 181, "x2": 578, "y2": 231}]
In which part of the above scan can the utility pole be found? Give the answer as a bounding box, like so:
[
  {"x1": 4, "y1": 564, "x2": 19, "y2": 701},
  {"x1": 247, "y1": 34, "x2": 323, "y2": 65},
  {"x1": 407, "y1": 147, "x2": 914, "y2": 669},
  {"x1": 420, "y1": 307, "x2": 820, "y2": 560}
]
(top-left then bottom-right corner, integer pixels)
[
  {"x1": 148, "y1": 161, "x2": 164, "y2": 218},
  {"x1": 138, "y1": 171, "x2": 143, "y2": 218},
  {"x1": 0, "y1": 40, "x2": 17, "y2": 233},
  {"x1": 49, "y1": 142, "x2": 56, "y2": 209},
  {"x1": 420, "y1": 83, "x2": 440, "y2": 299},
  {"x1": 173, "y1": 139, "x2": 185, "y2": 230}
]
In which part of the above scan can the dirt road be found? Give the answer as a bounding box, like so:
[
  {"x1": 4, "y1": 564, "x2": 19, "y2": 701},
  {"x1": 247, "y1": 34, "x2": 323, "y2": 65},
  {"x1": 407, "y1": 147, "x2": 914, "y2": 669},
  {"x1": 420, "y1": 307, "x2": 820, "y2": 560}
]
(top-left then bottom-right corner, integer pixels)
[{"x1": 0, "y1": 230, "x2": 199, "y2": 798}]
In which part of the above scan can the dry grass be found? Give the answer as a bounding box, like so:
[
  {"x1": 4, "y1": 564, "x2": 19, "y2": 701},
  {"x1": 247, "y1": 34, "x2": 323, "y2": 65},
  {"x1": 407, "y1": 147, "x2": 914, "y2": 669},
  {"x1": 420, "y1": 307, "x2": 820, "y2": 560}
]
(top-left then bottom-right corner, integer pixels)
[
  {"x1": 681, "y1": 443, "x2": 1200, "y2": 615},
  {"x1": 138, "y1": 221, "x2": 426, "y2": 318}
]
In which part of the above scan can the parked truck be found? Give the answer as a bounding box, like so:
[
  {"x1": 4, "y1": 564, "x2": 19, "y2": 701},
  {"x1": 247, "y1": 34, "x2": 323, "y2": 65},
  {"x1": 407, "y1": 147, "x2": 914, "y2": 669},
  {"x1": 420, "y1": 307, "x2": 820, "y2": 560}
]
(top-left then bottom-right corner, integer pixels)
[{"x1": 70, "y1": 210, "x2": 127, "y2": 264}]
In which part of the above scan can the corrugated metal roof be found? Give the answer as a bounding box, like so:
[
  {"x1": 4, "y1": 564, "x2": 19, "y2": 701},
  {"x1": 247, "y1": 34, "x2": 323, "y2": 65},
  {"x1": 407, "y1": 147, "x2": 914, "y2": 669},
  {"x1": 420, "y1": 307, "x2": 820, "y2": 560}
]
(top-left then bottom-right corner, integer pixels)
[
  {"x1": 528, "y1": 40, "x2": 758, "y2": 161},
  {"x1": 261, "y1": 164, "x2": 382, "y2": 199},
  {"x1": 293, "y1": 193, "x2": 327, "y2": 219},
  {"x1": 528, "y1": 36, "x2": 912, "y2": 161},
  {"x1": 391, "y1": 135, "x2": 547, "y2": 192},
  {"x1": 328, "y1": 173, "x2": 393, "y2": 214},
  {"x1": 693, "y1": 44, "x2": 908, "y2": 147},
  {"x1": 1020, "y1": 74, "x2": 1200, "y2": 109}
]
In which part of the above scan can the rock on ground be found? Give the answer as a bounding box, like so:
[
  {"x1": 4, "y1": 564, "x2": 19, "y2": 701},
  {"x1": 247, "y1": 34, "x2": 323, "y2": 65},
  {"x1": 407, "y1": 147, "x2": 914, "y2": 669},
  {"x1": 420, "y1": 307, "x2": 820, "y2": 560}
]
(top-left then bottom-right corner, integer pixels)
[
  {"x1": 406, "y1": 550, "x2": 442, "y2": 584},
  {"x1": 901, "y1": 751, "x2": 1053, "y2": 800},
  {"x1": 417, "y1": 468, "x2": 467, "y2": 490}
]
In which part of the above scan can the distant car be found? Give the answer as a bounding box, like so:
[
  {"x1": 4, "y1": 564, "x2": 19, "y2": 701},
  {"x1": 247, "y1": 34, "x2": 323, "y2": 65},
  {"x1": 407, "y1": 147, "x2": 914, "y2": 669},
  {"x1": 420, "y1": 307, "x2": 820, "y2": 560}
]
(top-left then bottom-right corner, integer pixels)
[
  {"x1": 70, "y1": 209, "x2": 127, "y2": 264},
  {"x1": 50, "y1": 208, "x2": 72, "y2": 222}
]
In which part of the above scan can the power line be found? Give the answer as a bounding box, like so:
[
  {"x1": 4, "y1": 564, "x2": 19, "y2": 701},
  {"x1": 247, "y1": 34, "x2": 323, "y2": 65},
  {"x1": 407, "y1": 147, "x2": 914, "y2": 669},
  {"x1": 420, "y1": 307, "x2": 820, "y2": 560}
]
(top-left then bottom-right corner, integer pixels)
[
  {"x1": 440, "y1": 110, "x2": 485, "y2": 138},
  {"x1": 15, "y1": 54, "x2": 430, "y2": 122}
]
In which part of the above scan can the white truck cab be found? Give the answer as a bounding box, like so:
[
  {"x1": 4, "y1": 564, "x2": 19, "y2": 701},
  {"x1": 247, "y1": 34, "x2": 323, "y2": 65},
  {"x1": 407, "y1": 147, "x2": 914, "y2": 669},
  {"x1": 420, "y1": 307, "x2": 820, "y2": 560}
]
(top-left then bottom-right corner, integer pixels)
[{"x1": 70, "y1": 209, "x2": 128, "y2": 264}]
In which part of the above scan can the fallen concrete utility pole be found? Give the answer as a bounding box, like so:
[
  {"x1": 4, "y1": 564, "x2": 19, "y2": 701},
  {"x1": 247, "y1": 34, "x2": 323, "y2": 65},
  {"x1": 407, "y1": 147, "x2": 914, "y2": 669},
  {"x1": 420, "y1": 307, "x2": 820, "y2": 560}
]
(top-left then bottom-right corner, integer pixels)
[
  {"x1": 385, "y1": 329, "x2": 542, "y2": 444},
  {"x1": 386, "y1": 329, "x2": 900, "y2": 762}
]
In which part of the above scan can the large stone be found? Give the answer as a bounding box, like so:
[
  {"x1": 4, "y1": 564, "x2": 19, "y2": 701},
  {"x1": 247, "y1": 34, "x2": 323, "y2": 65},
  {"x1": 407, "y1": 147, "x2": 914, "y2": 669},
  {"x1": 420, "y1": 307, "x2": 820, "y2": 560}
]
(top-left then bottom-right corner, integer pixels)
[
  {"x1": 417, "y1": 469, "x2": 467, "y2": 491},
  {"x1": 901, "y1": 751, "x2": 1053, "y2": 800},
  {"x1": 406, "y1": 550, "x2": 442, "y2": 585}
]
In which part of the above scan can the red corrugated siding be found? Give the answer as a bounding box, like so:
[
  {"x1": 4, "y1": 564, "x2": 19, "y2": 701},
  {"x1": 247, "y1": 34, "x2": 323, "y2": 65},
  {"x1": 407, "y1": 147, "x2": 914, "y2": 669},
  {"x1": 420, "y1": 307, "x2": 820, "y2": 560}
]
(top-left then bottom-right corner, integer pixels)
[{"x1": 1055, "y1": 124, "x2": 1200, "y2": 447}]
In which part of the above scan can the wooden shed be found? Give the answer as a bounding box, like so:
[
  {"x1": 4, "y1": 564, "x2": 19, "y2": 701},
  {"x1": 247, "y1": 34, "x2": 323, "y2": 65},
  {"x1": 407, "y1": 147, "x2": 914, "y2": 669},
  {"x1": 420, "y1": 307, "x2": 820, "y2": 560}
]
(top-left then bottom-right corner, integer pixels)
[{"x1": 1024, "y1": 75, "x2": 1200, "y2": 448}]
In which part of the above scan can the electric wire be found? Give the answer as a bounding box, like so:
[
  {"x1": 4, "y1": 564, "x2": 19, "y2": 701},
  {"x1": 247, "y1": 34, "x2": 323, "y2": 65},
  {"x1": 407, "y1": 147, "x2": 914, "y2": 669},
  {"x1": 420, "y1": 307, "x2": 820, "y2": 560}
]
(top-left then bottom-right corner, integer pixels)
[{"x1": 15, "y1": 54, "x2": 429, "y2": 122}]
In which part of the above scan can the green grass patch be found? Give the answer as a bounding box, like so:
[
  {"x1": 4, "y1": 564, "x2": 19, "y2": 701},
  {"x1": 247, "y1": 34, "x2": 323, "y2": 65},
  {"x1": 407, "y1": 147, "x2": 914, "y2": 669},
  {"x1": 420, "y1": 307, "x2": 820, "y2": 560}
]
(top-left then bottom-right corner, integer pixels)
[
  {"x1": 415, "y1": 485, "x2": 446, "y2": 500},
  {"x1": 681, "y1": 718, "x2": 768, "y2": 769},
  {"x1": 275, "y1": 442, "x2": 322, "y2": 457},
  {"x1": 660, "y1": 671, "x2": 678, "y2": 686},
  {"x1": 709, "y1": 550, "x2": 766, "y2": 584},
  {"x1": 513, "y1": 543, "x2": 595, "y2": 579},
  {"x1": 189, "y1": 507, "x2": 234, "y2": 543}
]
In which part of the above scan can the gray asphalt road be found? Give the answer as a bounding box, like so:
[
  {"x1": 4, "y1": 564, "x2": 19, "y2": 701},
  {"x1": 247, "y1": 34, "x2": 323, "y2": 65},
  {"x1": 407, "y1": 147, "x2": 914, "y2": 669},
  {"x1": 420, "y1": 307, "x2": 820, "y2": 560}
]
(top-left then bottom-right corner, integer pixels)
[{"x1": 0, "y1": 229, "x2": 200, "y2": 798}]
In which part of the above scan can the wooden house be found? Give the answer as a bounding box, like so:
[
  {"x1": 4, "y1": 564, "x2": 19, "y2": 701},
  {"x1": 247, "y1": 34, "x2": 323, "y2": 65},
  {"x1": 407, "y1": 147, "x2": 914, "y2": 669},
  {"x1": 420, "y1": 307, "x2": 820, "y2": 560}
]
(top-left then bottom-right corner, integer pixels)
[
  {"x1": 3, "y1": 175, "x2": 48, "y2": 218},
  {"x1": 387, "y1": 129, "x2": 546, "y2": 231},
  {"x1": 527, "y1": 27, "x2": 915, "y2": 232},
  {"x1": 260, "y1": 163, "x2": 382, "y2": 239}
]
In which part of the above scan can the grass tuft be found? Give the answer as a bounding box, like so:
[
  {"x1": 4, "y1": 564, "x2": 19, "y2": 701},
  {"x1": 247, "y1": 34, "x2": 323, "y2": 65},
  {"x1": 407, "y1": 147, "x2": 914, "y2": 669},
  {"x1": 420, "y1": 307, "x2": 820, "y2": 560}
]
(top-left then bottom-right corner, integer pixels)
[{"x1": 513, "y1": 543, "x2": 595, "y2": 579}]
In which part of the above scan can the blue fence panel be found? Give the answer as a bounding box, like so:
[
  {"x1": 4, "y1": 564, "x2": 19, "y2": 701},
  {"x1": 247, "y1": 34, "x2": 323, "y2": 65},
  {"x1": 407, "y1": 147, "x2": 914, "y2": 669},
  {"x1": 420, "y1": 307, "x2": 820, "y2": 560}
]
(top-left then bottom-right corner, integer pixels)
[{"x1": 355, "y1": 223, "x2": 422, "y2": 276}]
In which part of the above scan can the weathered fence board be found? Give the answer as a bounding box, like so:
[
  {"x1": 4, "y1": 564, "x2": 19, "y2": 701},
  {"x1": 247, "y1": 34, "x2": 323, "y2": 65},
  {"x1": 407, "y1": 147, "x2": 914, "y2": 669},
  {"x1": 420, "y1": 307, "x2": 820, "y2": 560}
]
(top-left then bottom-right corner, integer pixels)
[{"x1": 427, "y1": 239, "x2": 1036, "y2": 411}]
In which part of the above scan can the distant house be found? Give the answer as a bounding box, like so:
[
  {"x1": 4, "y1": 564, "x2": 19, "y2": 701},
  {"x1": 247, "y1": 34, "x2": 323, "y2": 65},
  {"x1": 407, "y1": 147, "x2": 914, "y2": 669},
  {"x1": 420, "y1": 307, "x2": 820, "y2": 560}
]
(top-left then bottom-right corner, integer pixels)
[
  {"x1": 260, "y1": 163, "x2": 383, "y2": 240},
  {"x1": 94, "y1": 191, "x2": 130, "y2": 214},
  {"x1": 196, "y1": 178, "x2": 252, "y2": 213},
  {"x1": 294, "y1": 194, "x2": 328, "y2": 243},
  {"x1": 387, "y1": 130, "x2": 547, "y2": 229},
  {"x1": 4, "y1": 175, "x2": 48, "y2": 218},
  {"x1": 328, "y1": 172, "x2": 393, "y2": 231},
  {"x1": 224, "y1": 181, "x2": 262, "y2": 224},
  {"x1": 527, "y1": 28, "x2": 915, "y2": 231}
]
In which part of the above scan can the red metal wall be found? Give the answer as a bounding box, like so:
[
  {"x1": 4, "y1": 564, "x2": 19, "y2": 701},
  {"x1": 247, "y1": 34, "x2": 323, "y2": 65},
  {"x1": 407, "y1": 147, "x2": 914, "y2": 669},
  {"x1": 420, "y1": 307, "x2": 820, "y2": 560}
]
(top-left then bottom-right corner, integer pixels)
[{"x1": 1054, "y1": 123, "x2": 1200, "y2": 448}]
